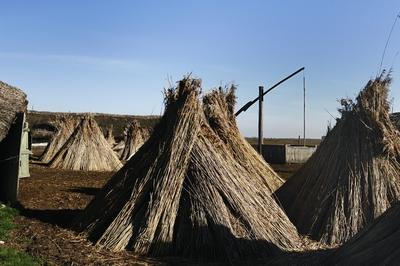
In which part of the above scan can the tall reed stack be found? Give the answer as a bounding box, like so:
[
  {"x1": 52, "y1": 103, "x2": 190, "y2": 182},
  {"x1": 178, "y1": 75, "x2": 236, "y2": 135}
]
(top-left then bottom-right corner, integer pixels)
[
  {"x1": 76, "y1": 78, "x2": 303, "y2": 263},
  {"x1": 275, "y1": 73, "x2": 400, "y2": 245}
]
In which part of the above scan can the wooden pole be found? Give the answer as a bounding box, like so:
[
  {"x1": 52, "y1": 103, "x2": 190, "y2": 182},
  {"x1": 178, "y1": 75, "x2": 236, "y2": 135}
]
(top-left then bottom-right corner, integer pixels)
[
  {"x1": 303, "y1": 75, "x2": 306, "y2": 146},
  {"x1": 258, "y1": 86, "x2": 264, "y2": 154}
]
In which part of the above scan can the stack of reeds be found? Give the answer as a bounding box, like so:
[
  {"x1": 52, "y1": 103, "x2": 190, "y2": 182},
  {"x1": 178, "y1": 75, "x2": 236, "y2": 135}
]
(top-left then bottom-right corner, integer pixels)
[
  {"x1": 203, "y1": 86, "x2": 283, "y2": 193},
  {"x1": 0, "y1": 81, "x2": 27, "y2": 142},
  {"x1": 104, "y1": 125, "x2": 116, "y2": 147},
  {"x1": 50, "y1": 116, "x2": 122, "y2": 171},
  {"x1": 40, "y1": 116, "x2": 77, "y2": 163},
  {"x1": 329, "y1": 202, "x2": 400, "y2": 264},
  {"x1": 76, "y1": 78, "x2": 303, "y2": 263},
  {"x1": 275, "y1": 73, "x2": 400, "y2": 245},
  {"x1": 120, "y1": 120, "x2": 148, "y2": 161}
]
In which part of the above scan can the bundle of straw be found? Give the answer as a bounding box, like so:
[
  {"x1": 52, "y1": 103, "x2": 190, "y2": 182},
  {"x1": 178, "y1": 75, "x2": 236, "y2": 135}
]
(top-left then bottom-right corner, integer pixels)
[
  {"x1": 0, "y1": 81, "x2": 27, "y2": 142},
  {"x1": 41, "y1": 115, "x2": 77, "y2": 163},
  {"x1": 330, "y1": 202, "x2": 400, "y2": 264},
  {"x1": 76, "y1": 78, "x2": 303, "y2": 262},
  {"x1": 203, "y1": 86, "x2": 283, "y2": 193},
  {"x1": 120, "y1": 120, "x2": 148, "y2": 161},
  {"x1": 50, "y1": 116, "x2": 122, "y2": 171},
  {"x1": 104, "y1": 125, "x2": 116, "y2": 147},
  {"x1": 275, "y1": 73, "x2": 400, "y2": 245}
]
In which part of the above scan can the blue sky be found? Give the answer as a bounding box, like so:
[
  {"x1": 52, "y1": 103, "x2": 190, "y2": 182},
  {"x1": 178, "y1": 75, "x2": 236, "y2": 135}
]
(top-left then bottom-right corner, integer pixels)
[{"x1": 1, "y1": 0, "x2": 400, "y2": 138}]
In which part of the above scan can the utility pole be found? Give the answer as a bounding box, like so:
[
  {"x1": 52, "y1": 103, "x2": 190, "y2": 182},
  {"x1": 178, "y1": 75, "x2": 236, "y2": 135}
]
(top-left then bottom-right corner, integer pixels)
[{"x1": 258, "y1": 86, "x2": 264, "y2": 154}]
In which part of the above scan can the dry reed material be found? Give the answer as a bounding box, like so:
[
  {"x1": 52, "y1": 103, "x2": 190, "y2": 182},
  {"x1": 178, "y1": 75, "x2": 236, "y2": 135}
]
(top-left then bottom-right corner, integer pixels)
[
  {"x1": 76, "y1": 78, "x2": 303, "y2": 262},
  {"x1": 50, "y1": 116, "x2": 122, "y2": 171},
  {"x1": 329, "y1": 202, "x2": 400, "y2": 265},
  {"x1": 275, "y1": 74, "x2": 400, "y2": 245},
  {"x1": 203, "y1": 87, "x2": 283, "y2": 193},
  {"x1": 0, "y1": 81, "x2": 27, "y2": 142},
  {"x1": 104, "y1": 125, "x2": 116, "y2": 147},
  {"x1": 40, "y1": 116, "x2": 77, "y2": 163},
  {"x1": 119, "y1": 120, "x2": 148, "y2": 161}
]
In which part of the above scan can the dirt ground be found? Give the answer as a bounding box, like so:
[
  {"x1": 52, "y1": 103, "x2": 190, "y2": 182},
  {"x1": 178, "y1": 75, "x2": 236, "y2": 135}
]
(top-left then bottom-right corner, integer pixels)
[
  {"x1": 5, "y1": 159, "x2": 302, "y2": 265},
  {"x1": 8, "y1": 164, "x2": 163, "y2": 265}
]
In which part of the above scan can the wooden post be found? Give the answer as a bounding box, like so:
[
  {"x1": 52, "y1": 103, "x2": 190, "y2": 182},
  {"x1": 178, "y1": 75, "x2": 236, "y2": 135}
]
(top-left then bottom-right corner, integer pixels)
[
  {"x1": 258, "y1": 86, "x2": 264, "y2": 154},
  {"x1": 303, "y1": 75, "x2": 306, "y2": 146}
]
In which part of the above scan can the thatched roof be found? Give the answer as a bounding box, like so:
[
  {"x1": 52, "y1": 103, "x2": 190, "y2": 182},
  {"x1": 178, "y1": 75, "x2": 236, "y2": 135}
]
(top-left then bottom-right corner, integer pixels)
[
  {"x1": 76, "y1": 78, "x2": 303, "y2": 262},
  {"x1": 0, "y1": 81, "x2": 27, "y2": 142},
  {"x1": 330, "y1": 202, "x2": 400, "y2": 264},
  {"x1": 203, "y1": 86, "x2": 283, "y2": 193},
  {"x1": 275, "y1": 74, "x2": 400, "y2": 245},
  {"x1": 50, "y1": 116, "x2": 122, "y2": 171},
  {"x1": 40, "y1": 116, "x2": 77, "y2": 164},
  {"x1": 120, "y1": 120, "x2": 149, "y2": 161}
]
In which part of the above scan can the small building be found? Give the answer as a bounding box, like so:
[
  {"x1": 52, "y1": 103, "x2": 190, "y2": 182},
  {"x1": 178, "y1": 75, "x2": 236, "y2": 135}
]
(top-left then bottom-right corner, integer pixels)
[
  {"x1": 253, "y1": 144, "x2": 317, "y2": 164},
  {"x1": 0, "y1": 81, "x2": 28, "y2": 203}
]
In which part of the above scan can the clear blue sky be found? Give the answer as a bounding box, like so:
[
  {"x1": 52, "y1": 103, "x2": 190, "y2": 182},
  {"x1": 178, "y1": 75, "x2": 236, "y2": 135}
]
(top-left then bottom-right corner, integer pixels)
[{"x1": 1, "y1": 0, "x2": 400, "y2": 138}]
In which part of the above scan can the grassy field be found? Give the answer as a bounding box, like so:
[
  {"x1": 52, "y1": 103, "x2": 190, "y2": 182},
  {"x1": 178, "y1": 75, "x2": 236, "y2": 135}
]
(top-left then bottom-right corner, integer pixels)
[{"x1": 0, "y1": 205, "x2": 40, "y2": 266}]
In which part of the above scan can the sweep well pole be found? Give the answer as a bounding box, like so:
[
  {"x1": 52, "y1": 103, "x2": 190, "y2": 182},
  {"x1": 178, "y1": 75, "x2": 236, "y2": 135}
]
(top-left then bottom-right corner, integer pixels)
[{"x1": 258, "y1": 86, "x2": 264, "y2": 154}]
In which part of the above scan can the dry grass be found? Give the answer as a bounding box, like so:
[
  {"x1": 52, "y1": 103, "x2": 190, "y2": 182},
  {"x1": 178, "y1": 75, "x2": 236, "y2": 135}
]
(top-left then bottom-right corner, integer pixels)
[
  {"x1": 50, "y1": 116, "x2": 122, "y2": 171},
  {"x1": 0, "y1": 81, "x2": 27, "y2": 142},
  {"x1": 76, "y1": 78, "x2": 304, "y2": 263},
  {"x1": 275, "y1": 73, "x2": 400, "y2": 245}
]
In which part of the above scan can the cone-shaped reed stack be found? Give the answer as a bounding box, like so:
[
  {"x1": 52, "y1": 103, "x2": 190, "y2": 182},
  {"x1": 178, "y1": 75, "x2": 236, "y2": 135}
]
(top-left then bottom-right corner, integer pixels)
[
  {"x1": 330, "y1": 203, "x2": 400, "y2": 265},
  {"x1": 40, "y1": 116, "x2": 77, "y2": 163},
  {"x1": 50, "y1": 116, "x2": 122, "y2": 171},
  {"x1": 275, "y1": 74, "x2": 400, "y2": 245},
  {"x1": 105, "y1": 125, "x2": 116, "y2": 147},
  {"x1": 120, "y1": 120, "x2": 148, "y2": 161},
  {"x1": 0, "y1": 81, "x2": 27, "y2": 142},
  {"x1": 76, "y1": 78, "x2": 303, "y2": 263},
  {"x1": 203, "y1": 86, "x2": 283, "y2": 193}
]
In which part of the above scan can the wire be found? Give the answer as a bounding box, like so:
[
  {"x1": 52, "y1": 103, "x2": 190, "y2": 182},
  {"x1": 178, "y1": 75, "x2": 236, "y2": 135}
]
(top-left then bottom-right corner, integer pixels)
[{"x1": 379, "y1": 12, "x2": 400, "y2": 73}]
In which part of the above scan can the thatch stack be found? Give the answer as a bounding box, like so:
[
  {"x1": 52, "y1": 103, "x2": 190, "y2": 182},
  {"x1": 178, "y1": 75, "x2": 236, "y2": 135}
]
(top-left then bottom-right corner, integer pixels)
[
  {"x1": 40, "y1": 116, "x2": 77, "y2": 163},
  {"x1": 330, "y1": 203, "x2": 400, "y2": 265},
  {"x1": 50, "y1": 116, "x2": 122, "y2": 171},
  {"x1": 0, "y1": 81, "x2": 27, "y2": 142},
  {"x1": 275, "y1": 74, "x2": 400, "y2": 245},
  {"x1": 76, "y1": 78, "x2": 303, "y2": 262},
  {"x1": 120, "y1": 120, "x2": 149, "y2": 161},
  {"x1": 203, "y1": 87, "x2": 283, "y2": 193},
  {"x1": 104, "y1": 125, "x2": 116, "y2": 147}
]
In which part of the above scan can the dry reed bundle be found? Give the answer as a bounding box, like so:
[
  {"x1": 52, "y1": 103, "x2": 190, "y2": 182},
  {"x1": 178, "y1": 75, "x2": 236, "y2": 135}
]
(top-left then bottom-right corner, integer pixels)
[
  {"x1": 119, "y1": 120, "x2": 148, "y2": 161},
  {"x1": 0, "y1": 81, "x2": 27, "y2": 142},
  {"x1": 203, "y1": 87, "x2": 283, "y2": 193},
  {"x1": 104, "y1": 125, "x2": 116, "y2": 147},
  {"x1": 329, "y1": 202, "x2": 400, "y2": 265},
  {"x1": 76, "y1": 78, "x2": 303, "y2": 262},
  {"x1": 50, "y1": 116, "x2": 122, "y2": 171},
  {"x1": 40, "y1": 116, "x2": 77, "y2": 163},
  {"x1": 275, "y1": 73, "x2": 400, "y2": 245}
]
